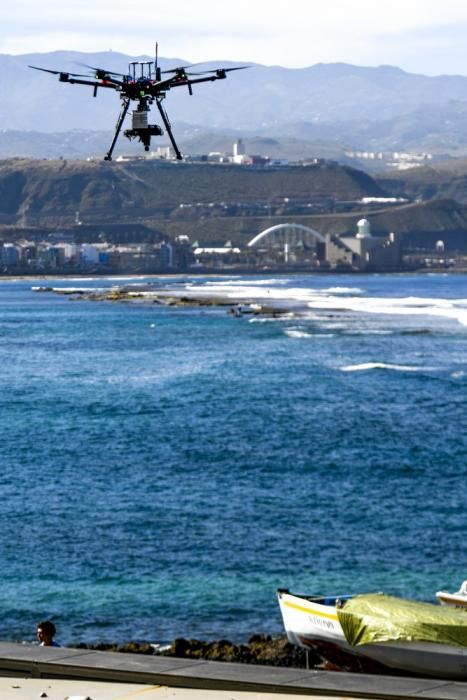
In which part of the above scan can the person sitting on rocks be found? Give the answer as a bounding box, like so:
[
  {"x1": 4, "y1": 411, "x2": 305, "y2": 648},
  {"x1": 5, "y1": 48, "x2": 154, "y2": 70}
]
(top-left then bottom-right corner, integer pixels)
[{"x1": 37, "y1": 620, "x2": 59, "y2": 647}]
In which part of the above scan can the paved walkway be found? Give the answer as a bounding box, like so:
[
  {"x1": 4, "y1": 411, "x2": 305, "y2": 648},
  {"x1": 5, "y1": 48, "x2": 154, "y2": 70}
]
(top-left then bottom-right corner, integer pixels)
[
  {"x1": 0, "y1": 677, "x2": 361, "y2": 700},
  {"x1": 0, "y1": 642, "x2": 466, "y2": 699}
]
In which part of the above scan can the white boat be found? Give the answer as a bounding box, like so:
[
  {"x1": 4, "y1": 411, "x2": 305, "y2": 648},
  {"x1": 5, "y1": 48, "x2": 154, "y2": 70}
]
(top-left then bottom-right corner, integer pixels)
[
  {"x1": 436, "y1": 580, "x2": 467, "y2": 608},
  {"x1": 277, "y1": 588, "x2": 467, "y2": 679}
]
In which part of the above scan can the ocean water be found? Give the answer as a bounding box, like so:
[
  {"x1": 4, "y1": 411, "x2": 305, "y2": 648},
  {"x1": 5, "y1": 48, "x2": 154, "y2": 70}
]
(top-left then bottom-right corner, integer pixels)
[{"x1": 1, "y1": 272, "x2": 467, "y2": 646}]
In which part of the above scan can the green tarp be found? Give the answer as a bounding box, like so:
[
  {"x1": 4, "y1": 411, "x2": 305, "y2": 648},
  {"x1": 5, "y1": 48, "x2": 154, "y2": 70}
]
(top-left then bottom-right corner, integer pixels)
[{"x1": 337, "y1": 594, "x2": 467, "y2": 648}]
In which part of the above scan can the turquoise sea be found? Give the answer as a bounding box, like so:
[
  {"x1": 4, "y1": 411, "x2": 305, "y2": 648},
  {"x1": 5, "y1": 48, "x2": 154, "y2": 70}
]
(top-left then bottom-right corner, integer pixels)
[{"x1": 1, "y1": 272, "x2": 467, "y2": 645}]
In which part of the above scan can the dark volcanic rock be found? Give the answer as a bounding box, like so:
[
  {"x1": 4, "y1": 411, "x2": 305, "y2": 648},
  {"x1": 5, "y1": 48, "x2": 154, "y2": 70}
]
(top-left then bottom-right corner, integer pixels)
[
  {"x1": 71, "y1": 634, "x2": 320, "y2": 668},
  {"x1": 162, "y1": 634, "x2": 319, "y2": 667}
]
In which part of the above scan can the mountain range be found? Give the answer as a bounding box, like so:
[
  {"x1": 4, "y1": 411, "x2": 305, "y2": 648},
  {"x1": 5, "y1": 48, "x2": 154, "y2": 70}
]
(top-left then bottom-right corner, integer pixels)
[{"x1": 4, "y1": 51, "x2": 467, "y2": 161}]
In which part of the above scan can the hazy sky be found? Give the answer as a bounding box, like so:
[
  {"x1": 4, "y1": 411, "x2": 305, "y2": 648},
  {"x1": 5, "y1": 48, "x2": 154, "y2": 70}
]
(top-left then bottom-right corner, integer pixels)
[{"x1": 4, "y1": 0, "x2": 467, "y2": 75}]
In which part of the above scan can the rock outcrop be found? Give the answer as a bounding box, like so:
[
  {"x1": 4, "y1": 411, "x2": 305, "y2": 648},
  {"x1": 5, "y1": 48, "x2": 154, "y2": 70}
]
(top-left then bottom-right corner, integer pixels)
[{"x1": 72, "y1": 634, "x2": 321, "y2": 668}]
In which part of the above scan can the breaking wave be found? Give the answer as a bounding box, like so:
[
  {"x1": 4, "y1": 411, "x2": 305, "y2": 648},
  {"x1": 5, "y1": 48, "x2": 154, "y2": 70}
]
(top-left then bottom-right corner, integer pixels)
[
  {"x1": 181, "y1": 279, "x2": 467, "y2": 329},
  {"x1": 284, "y1": 329, "x2": 313, "y2": 338},
  {"x1": 340, "y1": 362, "x2": 436, "y2": 373}
]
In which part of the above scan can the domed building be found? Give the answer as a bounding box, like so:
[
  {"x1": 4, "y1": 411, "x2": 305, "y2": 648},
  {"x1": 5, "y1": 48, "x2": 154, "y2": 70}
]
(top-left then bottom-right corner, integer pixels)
[
  {"x1": 356, "y1": 218, "x2": 371, "y2": 238},
  {"x1": 325, "y1": 218, "x2": 401, "y2": 270}
]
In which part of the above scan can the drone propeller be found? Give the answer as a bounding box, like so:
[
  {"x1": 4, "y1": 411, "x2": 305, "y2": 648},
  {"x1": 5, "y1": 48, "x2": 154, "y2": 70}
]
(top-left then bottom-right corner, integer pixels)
[
  {"x1": 214, "y1": 66, "x2": 250, "y2": 79},
  {"x1": 160, "y1": 66, "x2": 195, "y2": 94},
  {"x1": 218, "y1": 66, "x2": 250, "y2": 72},
  {"x1": 160, "y1": 63, "x2": 205, "y2": 76},
  {"x1": 77, "y1": 63, "x2": 127, "y2": 80},
  {"x1": 28, "y1": 65, "x2": 90, "y2": 78},
  {"x1": 161, "y1": 64, "x2": 249, "y2": 79},
  {"x1": 187, "y1": 66, "x2": 250, "y2": 76}
]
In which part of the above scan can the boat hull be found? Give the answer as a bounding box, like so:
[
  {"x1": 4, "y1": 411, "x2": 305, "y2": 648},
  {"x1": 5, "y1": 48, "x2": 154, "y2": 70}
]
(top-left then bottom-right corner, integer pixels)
[
  {"x1": 436, "y1": 590, "x2": 467, "y2": 608},
  {"x1": 277, "y1": 589, "x2": 467, "y2": 679}
]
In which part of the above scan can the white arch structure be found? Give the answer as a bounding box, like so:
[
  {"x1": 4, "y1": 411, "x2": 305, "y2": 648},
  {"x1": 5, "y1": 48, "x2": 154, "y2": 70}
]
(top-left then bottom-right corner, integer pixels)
[{"x1": 248, "y1": 223, "x2": 325, "y2": 249}]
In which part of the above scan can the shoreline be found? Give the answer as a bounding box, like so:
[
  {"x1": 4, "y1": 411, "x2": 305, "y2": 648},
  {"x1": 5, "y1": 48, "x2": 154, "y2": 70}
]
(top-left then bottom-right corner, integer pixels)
[
  {"x1": 1, "y1": 267, "x2": 466, "y2": 282},
  {"x1": 12, "y1": 634, "x2": 315, "y2": 671},
  {"x1": 32, "y1": 284, "x2": 298, "y2": 317},
  {"x1": 70, "y1": 634, "x2": 318, "y2": 670}
]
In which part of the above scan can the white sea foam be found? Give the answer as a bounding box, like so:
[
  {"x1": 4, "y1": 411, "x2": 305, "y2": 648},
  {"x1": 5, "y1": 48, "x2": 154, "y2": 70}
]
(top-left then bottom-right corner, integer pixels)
[
  {"x1": 203, "y1": 278, "x2": 290, "y2": 287},
  {"x1": 344, "y1": 329, "x2": 394, "y2": 335},
  {"x1": 57, "y1": 277, "x2": 101, "y2": 282},
  {"x1": 248, "y1": 315, "x2": 294, "y2": 323},
  {"x1": 307, "y1": 295, "x2": 467, "y2": 327},
  {"x1": 185, "y1": 282, "x2": 315, "y2": 302},
  {"x1": 322, "y1": 287, "x2": 364, "y2": 295},
  {"x1": 284, "y1": 329, "x2": 313, "y2": 338},
  {"x1": 340, "y1": 362, "x2": 435, "y2": 373},
  {"x1": 52, "y1": 287, "x2": 96, "y2": 293},
  {"x1": 315, "y1": 322, "x2": 350, "y2": 330},
  {"x1": 181, "y1": 280, "x2": 467, "y2": 329},
  {"x1": 105, "y1": 276, "x2": 148, "y2": 281}
]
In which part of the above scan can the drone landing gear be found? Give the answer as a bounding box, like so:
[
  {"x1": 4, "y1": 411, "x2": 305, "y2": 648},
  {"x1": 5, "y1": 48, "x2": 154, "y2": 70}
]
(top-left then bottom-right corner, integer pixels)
[
  {"x1": 104, "y1": 95, "x2": 183, "y2": 161},
  {"x1": 104, "y1": 97, "x2": 131, "y2": 161},
  {"x1": 156, "y1": 98, "x2": 183, "y2": 160}
]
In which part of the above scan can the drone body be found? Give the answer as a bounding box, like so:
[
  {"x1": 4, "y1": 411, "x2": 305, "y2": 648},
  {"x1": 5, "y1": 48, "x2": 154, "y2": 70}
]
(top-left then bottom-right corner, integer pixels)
[{"x1": 30, "y1": 52, "x2": 246, "y2": 161}]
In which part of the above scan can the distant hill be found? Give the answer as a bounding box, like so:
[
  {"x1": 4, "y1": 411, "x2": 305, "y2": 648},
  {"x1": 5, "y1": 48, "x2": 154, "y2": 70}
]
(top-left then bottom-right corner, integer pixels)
[
  {"x1": 271, "y1": 101, "x2": 467, "y2": 154},
  {"x1": 0, "y1": 158, "x2": 384, "y2": 229},
  {"x1": 0, "y1": 129, "x2": 351, "y2": 163},
  {"x1": 376, "y1": 158, "x2": 467, "y2": 204},
  {"x1": 2, "y1": 158, "x2": 467, "y2": 251},
  {"x1": 4, "y1": 52, "x2": 467, "y2": 159}
]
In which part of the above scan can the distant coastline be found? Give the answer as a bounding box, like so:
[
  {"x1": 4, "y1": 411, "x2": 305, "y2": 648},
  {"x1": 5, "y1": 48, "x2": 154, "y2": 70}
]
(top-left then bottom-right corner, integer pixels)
[{"x1": 1, "y1": 265, "x2": 464, "y2": 281}]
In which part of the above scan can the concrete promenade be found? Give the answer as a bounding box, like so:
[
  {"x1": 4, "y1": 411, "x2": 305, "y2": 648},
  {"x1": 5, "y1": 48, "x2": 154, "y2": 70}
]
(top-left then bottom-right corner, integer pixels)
[{"x1": 0, "y1": 642, "x2": 467, "y2": 699}]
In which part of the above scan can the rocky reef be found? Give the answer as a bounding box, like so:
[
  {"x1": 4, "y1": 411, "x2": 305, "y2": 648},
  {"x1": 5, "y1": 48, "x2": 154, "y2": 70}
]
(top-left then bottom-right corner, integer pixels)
[
  {"x1": 71, "y1": 634, "x2": 321, "y2": 669},
  {"x1": 34, "y1": 285, "x2": 290, "y2": 317}
]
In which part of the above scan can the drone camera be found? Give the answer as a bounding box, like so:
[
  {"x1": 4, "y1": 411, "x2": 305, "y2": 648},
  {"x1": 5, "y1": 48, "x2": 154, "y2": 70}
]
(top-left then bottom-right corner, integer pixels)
[
  {"x1": 124, "y1": 125, "x2": 164, "y2": 150},
  {"x1": 124, "y1": 108, "x2": 163, "y2": 149}
]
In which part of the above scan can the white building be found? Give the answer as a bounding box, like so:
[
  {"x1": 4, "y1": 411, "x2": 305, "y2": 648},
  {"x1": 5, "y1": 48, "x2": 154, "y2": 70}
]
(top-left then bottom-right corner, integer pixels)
[
  {"x1": 233, "y1": 139, "x2": 246, "y2": 157},
  {"x1": 80, "y1": 244, "x2": 100, "y2": 266},
  {"x1": 325, "y1": 219, "x2": 401, "y2": 269}
]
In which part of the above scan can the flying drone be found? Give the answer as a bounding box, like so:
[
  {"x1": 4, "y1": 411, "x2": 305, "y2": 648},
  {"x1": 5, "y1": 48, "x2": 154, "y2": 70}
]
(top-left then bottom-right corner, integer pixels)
[{"x1": 29, "y1": 48, "x2": 247, "y2": 161}]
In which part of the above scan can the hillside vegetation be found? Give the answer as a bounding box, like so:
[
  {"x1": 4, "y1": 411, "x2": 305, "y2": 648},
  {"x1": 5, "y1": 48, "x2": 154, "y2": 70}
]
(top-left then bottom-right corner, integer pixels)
[
  {"x1": 0, "y1": 158, "x2": 383, "y2": 226},
  {"x1": 377, "y1": 158, "x2": 467, "y2": 204},
  {"x1": 2, "y1": 158, "x2": 467, "y2": 250}
]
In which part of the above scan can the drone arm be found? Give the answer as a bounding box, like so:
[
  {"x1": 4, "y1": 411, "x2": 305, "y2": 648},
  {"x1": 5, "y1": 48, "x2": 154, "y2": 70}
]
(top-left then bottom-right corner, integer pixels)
[
  {"x1": 60, "y1": 75, "x2": 122, "y2": 90},
  {"x1": 154, "y1": 73, "x2": 223, "y2": 93},
  {"x1": 155, "y1": 98, "x2": 182, "y2": 160},
  {"x1": 104, "y1": 97, "x2": 131, "y2": 161},
  {"x1": 185, "y1": 74, "x2": 226, "y2": 86}
]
